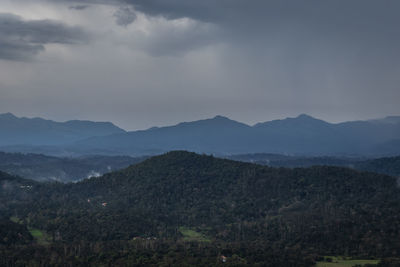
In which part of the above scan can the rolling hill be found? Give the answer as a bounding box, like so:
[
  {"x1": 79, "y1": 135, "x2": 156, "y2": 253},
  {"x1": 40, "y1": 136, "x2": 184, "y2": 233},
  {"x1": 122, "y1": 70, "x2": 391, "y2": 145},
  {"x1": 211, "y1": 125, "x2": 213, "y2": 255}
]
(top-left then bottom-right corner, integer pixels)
[
  {"x1": 0, "y1": 151, "x2": 146, "y2": 182},
  {"x1": 228, "y1": 154, "x2": 400, "y2": 177},
  {"x1": 2, "y1": 151, "x2": 400, "y2": 265}
]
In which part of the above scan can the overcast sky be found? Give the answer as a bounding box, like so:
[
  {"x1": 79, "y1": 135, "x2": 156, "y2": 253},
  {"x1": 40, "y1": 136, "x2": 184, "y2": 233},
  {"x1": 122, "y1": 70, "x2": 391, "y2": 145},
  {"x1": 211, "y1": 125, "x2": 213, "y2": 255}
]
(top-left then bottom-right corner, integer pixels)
[{"x1": 0, "y1": 0, "x2": 399, "y2": 130}]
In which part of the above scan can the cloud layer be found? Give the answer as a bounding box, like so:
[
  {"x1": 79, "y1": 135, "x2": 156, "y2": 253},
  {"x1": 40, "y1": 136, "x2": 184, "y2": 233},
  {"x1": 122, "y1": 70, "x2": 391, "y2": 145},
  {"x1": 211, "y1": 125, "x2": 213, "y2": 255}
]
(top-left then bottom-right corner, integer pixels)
[{"x1": 0, "y1": 0, "x2": 399, "y2": 130}]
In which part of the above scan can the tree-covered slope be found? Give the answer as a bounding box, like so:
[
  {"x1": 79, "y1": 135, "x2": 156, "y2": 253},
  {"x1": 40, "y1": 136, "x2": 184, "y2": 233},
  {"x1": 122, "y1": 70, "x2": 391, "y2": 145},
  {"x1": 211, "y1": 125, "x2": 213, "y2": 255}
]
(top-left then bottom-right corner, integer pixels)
[
  {"x1": 228, "y1": 153, "x2": 400, "y2": 177},
  {"x1": 2, "y1": 151, "x2": 399, "y2": 259},
  {"x1": 356, "y1": 156, "x2": 400, "y2": 177},
  {"x1": 0, "y1": 219, "x2": 32, "y2": 246},
  {"x1": 0, "y1": 151, "x2": 147, "y2": 182}
]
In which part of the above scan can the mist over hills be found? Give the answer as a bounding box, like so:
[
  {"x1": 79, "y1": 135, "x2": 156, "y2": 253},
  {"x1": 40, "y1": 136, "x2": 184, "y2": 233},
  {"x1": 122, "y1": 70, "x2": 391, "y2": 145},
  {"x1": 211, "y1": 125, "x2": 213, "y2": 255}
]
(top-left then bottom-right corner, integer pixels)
[{"x1": 0, "y1": 112, "x2": 399, "y2": 157}]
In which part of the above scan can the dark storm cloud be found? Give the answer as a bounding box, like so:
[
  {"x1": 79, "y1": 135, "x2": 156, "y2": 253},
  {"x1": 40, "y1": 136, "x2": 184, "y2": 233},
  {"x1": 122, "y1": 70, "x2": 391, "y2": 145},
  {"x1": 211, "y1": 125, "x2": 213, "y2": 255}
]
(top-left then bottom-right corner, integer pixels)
[
  {"x1": 0, "y1": 13, "x2": 88, "y2": 61},
  {"x1": 121, "y1": 0, "x2": 400, "y2": 42},
  {"x1": 120, "y1": 0, "x2": 400, "y2": 74},
  {"x1": 58, "y1": 0, "x2": 400, "y2": 54},
  {"x1": 66, "y1": 0, "x2": 400, "y2": 27},
  {"x1": 140, "y1": 22, "x2": 219, "y2": 57}
]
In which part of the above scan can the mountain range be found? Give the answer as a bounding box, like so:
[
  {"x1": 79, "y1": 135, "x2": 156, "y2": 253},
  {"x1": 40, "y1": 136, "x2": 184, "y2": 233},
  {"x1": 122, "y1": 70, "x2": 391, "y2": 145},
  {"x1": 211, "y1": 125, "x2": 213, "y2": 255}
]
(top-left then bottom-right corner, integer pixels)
[
  {"x1": 1, "y1": 112, "x2": 399, "y2": 156},
  {"x1": 0, "y1": 112, "x2": 125, "y2": 147},
  {"x1": 74, "y1": 114, "x2": 400, "y2": 156}
]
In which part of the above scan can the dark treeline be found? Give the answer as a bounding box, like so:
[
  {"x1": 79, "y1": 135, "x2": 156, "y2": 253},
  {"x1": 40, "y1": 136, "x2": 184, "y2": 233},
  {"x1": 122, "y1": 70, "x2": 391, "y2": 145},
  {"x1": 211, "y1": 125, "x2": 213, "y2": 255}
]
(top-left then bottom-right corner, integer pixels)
[
  {"x1": 228, "y1": 154, "x2": 400, "y2": 177},
  {"x1": 0, "y1": 151, "x2": 146, "y2": 182},
  {"x1": 0, "y1": 240, "x2": 316, "y2": 266}
]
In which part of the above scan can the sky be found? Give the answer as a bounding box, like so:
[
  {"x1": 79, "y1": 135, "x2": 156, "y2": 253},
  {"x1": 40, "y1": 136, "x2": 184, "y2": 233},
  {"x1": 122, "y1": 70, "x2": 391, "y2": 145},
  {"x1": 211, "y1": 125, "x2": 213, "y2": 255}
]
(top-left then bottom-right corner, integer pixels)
[{"x1": 0, "y1": 0, "x2": 399, "y2": 130}]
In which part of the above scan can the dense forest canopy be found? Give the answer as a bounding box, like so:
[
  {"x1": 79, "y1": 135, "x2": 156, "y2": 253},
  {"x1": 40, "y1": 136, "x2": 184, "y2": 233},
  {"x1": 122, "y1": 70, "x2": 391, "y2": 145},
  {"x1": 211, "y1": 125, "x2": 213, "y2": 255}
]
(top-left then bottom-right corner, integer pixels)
[
  {"x1": 1, "y1": 151, "x2": 400, "y2": 266},
  {"x1": 0, "y1": 151, "x2": 146, "y2": 182}
]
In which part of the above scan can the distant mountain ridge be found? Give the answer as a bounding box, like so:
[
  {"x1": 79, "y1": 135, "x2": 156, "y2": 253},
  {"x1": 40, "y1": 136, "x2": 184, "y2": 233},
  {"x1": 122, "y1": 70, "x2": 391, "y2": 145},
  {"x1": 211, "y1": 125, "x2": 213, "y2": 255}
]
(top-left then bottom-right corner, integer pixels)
[
  {"x1": 0, "y1": 113, "x2": 125, "y2": 146},
  {"x1": 0, "y1": 113, "x2": 399, "y2": 156},
  {"x1": 74, "y1": 114, "x2": 400, "y2": 156}
]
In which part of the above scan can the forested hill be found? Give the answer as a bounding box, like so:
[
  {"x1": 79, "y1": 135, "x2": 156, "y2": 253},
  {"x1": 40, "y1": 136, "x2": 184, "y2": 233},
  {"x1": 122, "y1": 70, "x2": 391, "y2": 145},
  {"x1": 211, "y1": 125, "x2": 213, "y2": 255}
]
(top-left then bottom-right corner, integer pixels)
[
  {"x1": 0, "y1": 151, "x2": 146, "y2": 182},
  {"x1": 356, "y1": 156, "x2": 400, "y2": 177},
  {"x1": 2, "y1": 151, "x2": 400, "y2": 265},
  {"x1": 227, "y1": 154, "x2": 400, "y2": 177},
  {"x1": 73, "y1": 151, "x2": 400, "y2": 251}
]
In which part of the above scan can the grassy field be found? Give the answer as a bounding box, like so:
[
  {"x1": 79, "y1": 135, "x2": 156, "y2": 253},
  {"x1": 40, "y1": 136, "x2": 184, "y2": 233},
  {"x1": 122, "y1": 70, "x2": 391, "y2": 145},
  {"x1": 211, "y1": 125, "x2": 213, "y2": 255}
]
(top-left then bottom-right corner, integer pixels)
[
  {"x1": 178, "y1": 227, "x2": 211, "y2": 242},
  {"x1": 10, "y1": 216, "x2": 51, "y2": 245},
  {"x1": 316, "y1": 256, "x2": 379, "y2": 267},
  {"x1": 10, "y1": 216, "x2": 22, "y2": 224},
  {"x1": 28, "y1": 227, "x2": 51, "y2": 245}
]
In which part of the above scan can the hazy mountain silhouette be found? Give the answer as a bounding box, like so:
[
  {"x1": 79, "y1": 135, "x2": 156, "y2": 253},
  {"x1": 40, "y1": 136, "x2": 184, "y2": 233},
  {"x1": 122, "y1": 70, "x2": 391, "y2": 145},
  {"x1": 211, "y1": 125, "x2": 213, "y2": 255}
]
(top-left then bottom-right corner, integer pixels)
[
  {"x1": 74, "y1": 114, "x2": 400, "y2": 156},
  {"x1": 0, "y1": 113, "x2": 399, "y2": 156},
  {"x1": 72, "y1": 115, "x2": 252, "y2": 155},
  {"x1": 0, "y1": 113, "x2": 125, "y2": 146}
]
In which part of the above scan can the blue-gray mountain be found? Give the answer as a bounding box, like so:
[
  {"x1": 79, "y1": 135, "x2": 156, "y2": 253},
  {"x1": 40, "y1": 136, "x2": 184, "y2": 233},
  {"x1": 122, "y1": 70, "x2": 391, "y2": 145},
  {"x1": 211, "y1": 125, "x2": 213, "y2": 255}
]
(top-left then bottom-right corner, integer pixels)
[
  {"x1": 1, "y1": 113, "x2": 399, "y2": 156},
  {"x1": 0, "y1": 113, "x2": 125, "y2": 147},
  {"x1": 74, "y1": 114, "x2": 400, "y2": 156}
]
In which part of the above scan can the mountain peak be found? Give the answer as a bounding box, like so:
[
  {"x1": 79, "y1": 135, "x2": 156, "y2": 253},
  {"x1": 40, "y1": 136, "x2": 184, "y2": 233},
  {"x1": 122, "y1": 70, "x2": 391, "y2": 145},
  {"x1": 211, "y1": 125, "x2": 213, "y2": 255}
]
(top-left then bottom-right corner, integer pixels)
[
  {"x1": 0, "y1": 112, "x2": 17, "y2": 119},
  {"x1": 212, "y1": 115, "x2": 230, "y2": 120},
  {"x1": 205, "y1": 115, "x2": 250, "y2": 128},
  {"x1": 295, "y1": 114, "x2": 316, "y2": 120},
  {"x1": 126, "y1": 150, "x2": 214, "y2": 171},
  {"x1": 175, "y1": 115, "x2": 250, "y2": 129}
]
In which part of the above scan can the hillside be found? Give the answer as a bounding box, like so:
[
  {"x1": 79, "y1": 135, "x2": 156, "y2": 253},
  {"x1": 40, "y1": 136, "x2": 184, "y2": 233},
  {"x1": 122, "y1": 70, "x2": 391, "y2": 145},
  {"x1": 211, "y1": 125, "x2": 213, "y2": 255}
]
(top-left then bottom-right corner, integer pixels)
[
  {"x1": 0, "y1": 151, "x2": 146, "y2": 182},
  {"x1": 227, "y1": 153, "x2": 362, "y2": 168},
  {"x1": 228, "y1": 154, "x2": 400, "y2": 177},
  {"x1": 356, "y1": 156, "x2": 400, "y2": 177},
  {"x1": 2, "y1": 151, "x2": 400, "y2": 265},
  {"x1": 1, "y1": 150, "x2": 397, "y2": 184},
  {"x1": 0, "y1": 219, "x2": 32, "y2": 246}
]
